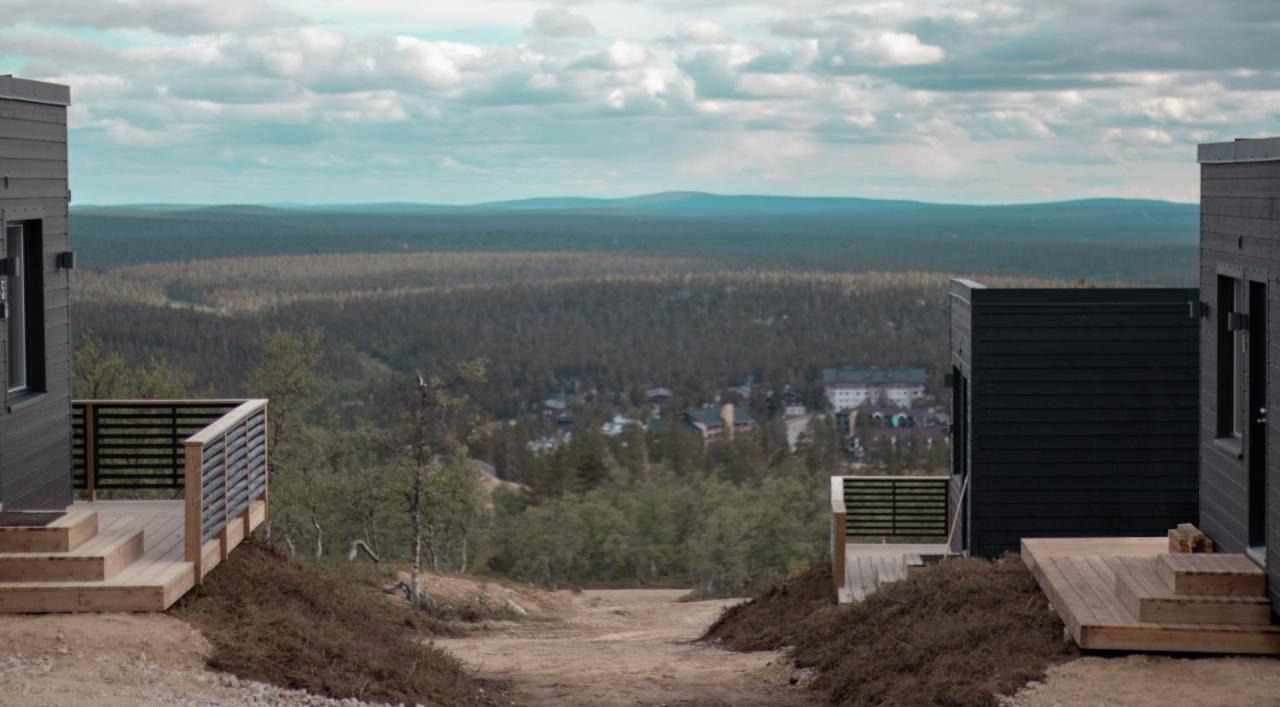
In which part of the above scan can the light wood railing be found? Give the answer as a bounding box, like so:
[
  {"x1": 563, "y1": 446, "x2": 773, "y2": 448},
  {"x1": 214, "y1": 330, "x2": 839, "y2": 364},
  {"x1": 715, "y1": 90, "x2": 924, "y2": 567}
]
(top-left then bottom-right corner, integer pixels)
[
  {"x1": 184, "y1": 399, "x2": 269, "y2": 582},
  {"x1": 830, "y1": 475, "x2": 949, "y2": 592}
]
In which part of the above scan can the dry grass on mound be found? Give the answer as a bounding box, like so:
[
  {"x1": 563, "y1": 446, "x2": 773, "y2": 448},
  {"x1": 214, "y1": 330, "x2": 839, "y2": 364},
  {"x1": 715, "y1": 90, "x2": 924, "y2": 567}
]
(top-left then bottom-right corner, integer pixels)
[
  {"x1": 173, "y1": 538, "x2": 492, "y2": 706},
  {"x1": 706, "y1": 556, "x2": 1076, "y2": 706},
  {"x1": 703, "y1": 561, "x2": 835, "y2": 651}
]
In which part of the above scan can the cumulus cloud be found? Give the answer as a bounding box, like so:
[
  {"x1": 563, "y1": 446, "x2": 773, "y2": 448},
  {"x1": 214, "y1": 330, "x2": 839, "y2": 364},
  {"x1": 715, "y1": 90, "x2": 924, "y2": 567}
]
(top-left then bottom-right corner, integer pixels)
[
  {"x1": 528, "y1": 8, "x2": 596, "y2": 39},
  {"x1": 823, "y1": 32, "x2": 945, "y2": 69},
  {"x1": 677, "y1": 19, "x2": 731, "y2": 44},
  {"x1": 0, "y1": 0, "x2": 302, "y2": 36},
  {"x1": 574, "y1": 41, "x2": 650, "y2": 70},
  {"x1": 1, "y1": 0, "x2": 1277, "y2": 203}
]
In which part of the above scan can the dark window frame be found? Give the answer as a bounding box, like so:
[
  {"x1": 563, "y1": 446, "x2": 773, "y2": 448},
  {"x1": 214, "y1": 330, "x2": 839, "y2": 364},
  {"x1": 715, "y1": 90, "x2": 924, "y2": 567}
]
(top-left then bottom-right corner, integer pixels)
[
  {"x1": 1215, "y1": 268, "x2": 1247, "y2": 451},
  {"x1": 4, "y1": 218, "x2": 46, "y2": 403}
]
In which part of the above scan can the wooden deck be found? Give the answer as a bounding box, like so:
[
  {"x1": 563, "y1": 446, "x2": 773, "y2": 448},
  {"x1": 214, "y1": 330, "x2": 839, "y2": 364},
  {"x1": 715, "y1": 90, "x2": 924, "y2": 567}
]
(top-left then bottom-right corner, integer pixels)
[
  {"x1": 0, "y1": 498, "x2": 265, "y2": 613},
  {"x1": 1022, "y1": 537, "x2": 1280, "y2": 655},
  {"x1": 839, "y1": 542, "x2": 946, "y2": 603}
]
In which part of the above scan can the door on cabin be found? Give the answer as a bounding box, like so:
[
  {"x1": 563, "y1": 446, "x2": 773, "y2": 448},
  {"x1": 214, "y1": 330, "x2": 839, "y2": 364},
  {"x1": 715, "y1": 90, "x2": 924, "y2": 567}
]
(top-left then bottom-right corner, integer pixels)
[
  {"x1": 950, "y1": 367, "x2": 970, "y2": 554},
  {"x1": 1247, "y1": 279, "x2": 1269, "y2": 562}
]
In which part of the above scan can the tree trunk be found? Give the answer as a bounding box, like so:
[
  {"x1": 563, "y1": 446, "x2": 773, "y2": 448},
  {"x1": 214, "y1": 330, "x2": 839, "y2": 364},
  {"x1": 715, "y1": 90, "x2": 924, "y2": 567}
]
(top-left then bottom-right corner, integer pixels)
[
  {"x1": 312, "y1": 516, "x2": 323, "y2": 559},
  {"x1": 410, "y1": 479, "x2": 422, "y2": 607}
]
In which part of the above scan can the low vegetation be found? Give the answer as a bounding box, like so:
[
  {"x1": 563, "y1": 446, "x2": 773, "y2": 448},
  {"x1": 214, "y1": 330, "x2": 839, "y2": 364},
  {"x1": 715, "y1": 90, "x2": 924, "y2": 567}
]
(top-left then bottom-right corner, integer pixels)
[
  {"x1": 705, "y1": 556, "x2": 1077, "y2": 706},
  {"x1": 172, "y1": 538, "x2": 490, "y2": 706}
]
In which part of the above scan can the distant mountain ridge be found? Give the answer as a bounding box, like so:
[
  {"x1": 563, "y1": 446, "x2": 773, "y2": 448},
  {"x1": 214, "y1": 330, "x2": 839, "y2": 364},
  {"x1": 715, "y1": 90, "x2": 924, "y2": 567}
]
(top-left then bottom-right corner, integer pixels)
[
  {"x1": 69, "y1": 191, "x2": 1199, "y2": 280},
  {"x1": 74, "y1": 190, "x2": 1195, "y2": 217}
]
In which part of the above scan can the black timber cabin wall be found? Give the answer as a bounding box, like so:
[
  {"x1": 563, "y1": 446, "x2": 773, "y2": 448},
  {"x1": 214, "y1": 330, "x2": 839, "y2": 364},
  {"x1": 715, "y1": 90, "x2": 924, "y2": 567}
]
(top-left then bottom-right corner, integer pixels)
[
  {"x1": 1196, "y1": 137, "x2": 1280, "y2": 611},
  {"x1": 0, "y1": 77, "x2": 73, "y2": 512},
  {"x1": 948, "y1": 279, "x2": 1200, "y2": 558}
]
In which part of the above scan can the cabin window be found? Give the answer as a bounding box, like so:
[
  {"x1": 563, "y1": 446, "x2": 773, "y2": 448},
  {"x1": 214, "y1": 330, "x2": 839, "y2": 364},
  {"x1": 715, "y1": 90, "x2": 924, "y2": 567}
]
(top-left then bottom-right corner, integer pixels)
[
  {"x1": 5, "y1": 222, "x2": 44, "y2": 396},
  {"x1": 951, "y1": 367, "x2": 967, "y2": 477},
  {"x1": 1216, "y1": 274, "x2": 1244, "y2": 440}
]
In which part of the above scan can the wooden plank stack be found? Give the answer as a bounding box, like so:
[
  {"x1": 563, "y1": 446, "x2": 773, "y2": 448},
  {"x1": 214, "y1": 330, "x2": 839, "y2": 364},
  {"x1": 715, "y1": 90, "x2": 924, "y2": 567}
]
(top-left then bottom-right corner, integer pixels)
[{"x1": 1168, "y1": 523, "x2": 1214, "y2": 554}]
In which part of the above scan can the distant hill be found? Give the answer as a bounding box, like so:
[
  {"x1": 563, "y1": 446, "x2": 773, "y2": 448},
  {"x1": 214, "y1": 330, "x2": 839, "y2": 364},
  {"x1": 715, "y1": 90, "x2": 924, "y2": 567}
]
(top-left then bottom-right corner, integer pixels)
[{"x1": 68, "y1": 192, "x2": 1198, "y2": 282}]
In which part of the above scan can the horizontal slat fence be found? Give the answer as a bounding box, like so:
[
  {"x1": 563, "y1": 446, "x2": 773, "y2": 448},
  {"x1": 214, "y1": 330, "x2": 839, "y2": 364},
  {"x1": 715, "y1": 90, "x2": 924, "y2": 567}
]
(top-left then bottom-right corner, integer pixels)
[
  {"x1": 839, "y1": 476, "x2": 949, "y2": 539},
  {"x1": 185, "y1": 400, "x2": 268, "y2": 579},
  {"x1": 71, "y1": 398, "x2": 269, "y2": 584},
  {"x1": 72, "y1": 401, "x2": 240, "y2": 496}
]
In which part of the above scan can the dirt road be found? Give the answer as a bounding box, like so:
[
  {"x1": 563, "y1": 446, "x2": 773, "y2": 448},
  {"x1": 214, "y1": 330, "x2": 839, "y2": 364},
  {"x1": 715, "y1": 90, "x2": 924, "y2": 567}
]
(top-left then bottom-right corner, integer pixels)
[
  {"x1": 436, "y1": 588, "x2": 812, "y2": 707},
  {"x1": 0, "y1": 613, "x2": 362, "y2": 706}
]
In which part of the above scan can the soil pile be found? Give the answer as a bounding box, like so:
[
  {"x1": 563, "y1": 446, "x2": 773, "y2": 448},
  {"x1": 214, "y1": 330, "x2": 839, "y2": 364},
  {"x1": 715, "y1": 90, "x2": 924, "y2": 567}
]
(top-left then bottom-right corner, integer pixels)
[
  {"x1": 173, "y1": 538, "x2": 491, "y2": 706},
  {"x1": 703, "y1": 560, "x2": 834, "y2": 651},
  {"x1": 398, "y1": 569, "x2": 572, "y2": 623},
  {"x1": 705, "y1": 556, "x2": 1077, "y2": 706}
]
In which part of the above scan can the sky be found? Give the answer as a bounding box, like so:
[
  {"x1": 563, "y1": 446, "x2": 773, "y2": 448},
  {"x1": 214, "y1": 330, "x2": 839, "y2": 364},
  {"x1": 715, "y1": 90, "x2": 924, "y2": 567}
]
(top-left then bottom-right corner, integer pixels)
[{"x1": 1, "y1": 0, "x2": 1277, "y2": 205}]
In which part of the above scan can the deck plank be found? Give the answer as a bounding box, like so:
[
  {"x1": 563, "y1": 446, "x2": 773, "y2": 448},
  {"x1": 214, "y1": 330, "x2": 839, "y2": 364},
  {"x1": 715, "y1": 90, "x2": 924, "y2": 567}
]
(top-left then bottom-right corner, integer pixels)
[
  {"x1": 1022, "y1": 538, "x2": 1280, "y2": 655},
  {"x1": 0, "y1": 498, "x2": 260, "y2": 612}
]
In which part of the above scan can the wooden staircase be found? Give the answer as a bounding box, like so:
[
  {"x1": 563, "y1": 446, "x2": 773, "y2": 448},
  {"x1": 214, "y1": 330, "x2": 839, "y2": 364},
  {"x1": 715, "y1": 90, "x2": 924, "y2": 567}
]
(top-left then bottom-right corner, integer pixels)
[
  {"x1": 0, "y1": 503, "x2": 196, "y2": 613},
  {"x1": 1023, "y1": 538, "x2": 1280, "y2": 655},
  {"x1": 1114, "y1": 555, "x2": 1272, "y2": 625}
]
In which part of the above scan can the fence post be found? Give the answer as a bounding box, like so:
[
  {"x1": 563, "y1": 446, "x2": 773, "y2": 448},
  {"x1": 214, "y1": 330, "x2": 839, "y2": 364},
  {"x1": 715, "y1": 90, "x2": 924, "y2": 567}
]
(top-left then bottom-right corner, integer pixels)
[
  {"x1": 830, "y1": 476, "x2": 846, "y2": 594},
  {"x1": 890, "y1": 479, "x2": 897, "y2": 537},
  {"x1": 184, "y1": 440, "x2": 204, "y2": 582},
  {"x1": 84, "y1": 402, "x2": 96, "y2": 502},
  {"x1": 170, "y1": 406, "x2": 179, "y2": 489}
]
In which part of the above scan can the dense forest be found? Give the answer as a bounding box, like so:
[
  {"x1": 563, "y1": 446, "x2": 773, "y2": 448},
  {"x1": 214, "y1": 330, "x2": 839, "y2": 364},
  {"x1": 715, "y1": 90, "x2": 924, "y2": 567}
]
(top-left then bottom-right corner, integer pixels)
[
  {"x1": 65, "y1": 196, "x2": 1199, "y2": 592},
  {"x1": 74, "y1": 265, "x2": 965, "y2": 418},
  {"x1": 71, "y1": 197, "x2": 1197, "y2": 283}
]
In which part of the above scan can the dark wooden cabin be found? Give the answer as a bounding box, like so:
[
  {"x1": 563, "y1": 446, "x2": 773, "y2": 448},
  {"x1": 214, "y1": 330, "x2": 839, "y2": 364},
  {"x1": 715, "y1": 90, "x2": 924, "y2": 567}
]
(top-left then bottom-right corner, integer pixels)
[
  {"x1": 0, "y1": 77, "x2": 272, "y2": 613},
  {"x1": 0, "y1": 76, "x2": 73, "y2": 513},
  {"x1": 1196, "y1": 137, "x2": 1280, "y2": 608},
  {"x1": 948, "y1": 279, "x2": 1200, "y2": 557}
]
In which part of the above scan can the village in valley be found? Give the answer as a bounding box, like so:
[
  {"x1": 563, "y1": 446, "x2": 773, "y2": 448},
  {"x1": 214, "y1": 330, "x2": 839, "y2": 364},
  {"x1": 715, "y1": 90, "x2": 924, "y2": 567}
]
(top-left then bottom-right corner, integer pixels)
[
  {"x1": 4, "y1": 2, "x2": 1280, "y2": 705},
  {"x1": 527, "y1": 365, "x2": 951, "y2": 473}
]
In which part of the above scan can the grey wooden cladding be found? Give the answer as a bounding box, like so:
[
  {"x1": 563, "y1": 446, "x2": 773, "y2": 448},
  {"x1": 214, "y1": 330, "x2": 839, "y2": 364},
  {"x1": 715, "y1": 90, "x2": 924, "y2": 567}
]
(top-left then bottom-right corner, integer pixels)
[
  {"x1": 1196, "y1": 148, "x2": 1280, "y2": 613},
  {"x1": 0, "y1": 118, "x2": 66, "y2": 142},
  {"x1": 0, "y1": 137, "x2": 67, "y2": 161},
  {"x1": 0, "y1": 76, "x2": 71, "y2": 106},
  {"x1": 950, "y1": 280, "x2": 1200, "y2": 558},
  {"x1": 0, "y1": 78, "x2": 71, "y2": 512}
]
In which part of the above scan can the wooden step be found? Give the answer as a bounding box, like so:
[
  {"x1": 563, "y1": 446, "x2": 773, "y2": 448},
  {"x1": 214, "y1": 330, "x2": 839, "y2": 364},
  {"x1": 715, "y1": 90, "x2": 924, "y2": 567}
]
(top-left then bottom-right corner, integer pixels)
[
  {"x1": 1116, "y1": 557, "x2": 1272, "y2": 625},
  {"x1": 0, "y1": 529, "x2": 145, "y2": 582},
  {"x1": 1158, "y1": 553, "x2": 1267, "y2": 596},
  {"x1": 0, "y1": 560, "x2": 194, "y2": 613},
  {"x1": 0, "y1": 511, "x2": 97, "y2": 553}
]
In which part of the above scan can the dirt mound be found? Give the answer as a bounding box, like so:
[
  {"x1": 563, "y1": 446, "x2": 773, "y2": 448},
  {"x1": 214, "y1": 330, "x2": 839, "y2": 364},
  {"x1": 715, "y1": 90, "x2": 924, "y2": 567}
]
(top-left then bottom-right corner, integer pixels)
[
  {"x1": 703, "y1": 561, "x2": 834, "y2": 651},
  {"x1": 173, "y1": 538, "x2": 492, "y2": 706},
  {"x1": 400, "y1": 569, "x2": 572, "y2": 623},
  {"x1": 706, "y1": 556, "x2": 1076, "y2": 706}
]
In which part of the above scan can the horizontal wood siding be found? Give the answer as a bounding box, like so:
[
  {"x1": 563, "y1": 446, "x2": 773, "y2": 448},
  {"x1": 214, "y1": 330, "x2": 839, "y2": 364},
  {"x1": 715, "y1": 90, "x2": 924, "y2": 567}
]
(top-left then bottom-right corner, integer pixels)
[
  {"x1": 948, "y1": 280, "x2": 976, "y2": 554},
  {"x1": 1198, "y1": 156, "x2": 1280, "y2": 611},
  {"x1": 961, "y1": 286, "x2": 1199, "y2": 558},
  {"x1": 0, "y1": 92, "x2": 71, "y2": 511}
]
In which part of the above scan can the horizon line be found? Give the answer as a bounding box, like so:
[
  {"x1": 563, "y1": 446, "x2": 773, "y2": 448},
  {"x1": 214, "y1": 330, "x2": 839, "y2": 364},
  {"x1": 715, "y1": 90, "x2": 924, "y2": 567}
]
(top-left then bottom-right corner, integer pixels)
[{"x1": 70, "y1": 190, "x2": 1199, "y2": 210}]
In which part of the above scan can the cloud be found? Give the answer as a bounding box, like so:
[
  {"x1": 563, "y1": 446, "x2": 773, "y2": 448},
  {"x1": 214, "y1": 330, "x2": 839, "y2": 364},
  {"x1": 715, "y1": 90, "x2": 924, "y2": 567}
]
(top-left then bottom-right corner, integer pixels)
[
  {"x1": 3, "y1": 0, "x2": 1279, "y2": 204},
  {"x1": 0, "y1": 0, "x2": 302, "y2": 36},
  {"x1": 528, "y1": 8, "x2": 596, "y2": 39},
  {"x1": 677, "y1": 19, "x2": 731, "y2": 44},
  {"x1": 823, "y1": 32, "x2": 945, "y2": 69},
  {"x1": 574, "y1": 41, "x2": 650, "y2": 70}
]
